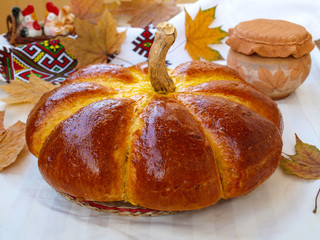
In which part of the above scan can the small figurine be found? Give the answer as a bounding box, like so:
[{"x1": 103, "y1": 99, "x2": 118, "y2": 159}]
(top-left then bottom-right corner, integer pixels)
[
  {"x1": 44, "y1": 2, "x2": 75, "y2": 37},
  {"x1": 14, "y1": 5, "x2": 43, "y2": 38},
  {"x1": 12, "y1": 6, "x2": 24, "y2": 33}
]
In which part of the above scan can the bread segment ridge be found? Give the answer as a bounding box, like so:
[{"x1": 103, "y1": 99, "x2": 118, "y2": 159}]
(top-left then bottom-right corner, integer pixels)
[
  {"x1": 174, "y1": 93, "x2": 282, "y2": 198},
  {"x1": 26, "y1": 82, "x2": 118, "y2": 157},
  {"x1": 177, "y1": 80, "x2": 283, "y2": 132},
  {"x1": 126, "y1": 96, "x2": 223, "y2": 211},
  {"x1": 38, "y1": 98, "x2": 136, "y2": 201}
]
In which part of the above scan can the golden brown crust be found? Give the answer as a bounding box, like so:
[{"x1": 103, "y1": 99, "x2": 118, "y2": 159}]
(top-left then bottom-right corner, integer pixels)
[
  {"x1": 26, "y1": 61, "x2": 283, "y2": 211},
  {"x1": 226, "y1": 19, "x2": 315, "y2": 58},
  {"x1": 65, "y1": 63, "x2": 137, "y2": 84},
  {"x1": 175, "y1": 94, "x2": 282, "y2": 198},
  {"x1": 38, "y1": 99, "x2": 136, "y2": 202},
  {"x1": 127, "y1": 62, "x2": 149, "y2": 75},
  {"x1": 26, "y1": 82, "x2": 117, "y2": 157},
  {"x1": 126, "y1": 97, "x2": 222, "y2": 211},
  {"x1": 171, "y1": 61, "x2": 244, "y2": 82},
  {"x1": 179, "y1": 80, "x2": 283, "y2": 132}
]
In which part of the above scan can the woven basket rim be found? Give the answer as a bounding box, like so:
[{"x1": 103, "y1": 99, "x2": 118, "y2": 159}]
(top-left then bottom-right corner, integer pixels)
[{"x1": 58, "y1": 191, "x2": 176, "y2": 217}]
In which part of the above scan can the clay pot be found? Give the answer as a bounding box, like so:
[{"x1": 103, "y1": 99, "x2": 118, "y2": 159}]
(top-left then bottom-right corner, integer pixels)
[
  {"x1": 226, "y1": 19, "x2": 314, "y2": 99},
  {"x1": 227, "y1": 49, "x2": 311, "y2": 100}
]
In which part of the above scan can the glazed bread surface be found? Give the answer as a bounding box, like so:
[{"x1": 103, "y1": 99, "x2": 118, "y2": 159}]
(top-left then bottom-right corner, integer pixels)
[{"x1": 26, "y1": 61, "x2": 283, "y2": 211}]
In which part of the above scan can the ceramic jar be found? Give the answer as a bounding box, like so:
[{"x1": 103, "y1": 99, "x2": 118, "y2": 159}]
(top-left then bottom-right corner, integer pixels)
[
  {"x1": 227, "y1": 49, "x2": 311, "y2": 99},
  {"x1": 226, "y1": 19, "x2": 314, "y2": 100}
]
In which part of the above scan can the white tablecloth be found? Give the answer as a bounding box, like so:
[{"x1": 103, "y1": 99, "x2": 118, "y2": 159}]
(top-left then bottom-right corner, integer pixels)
[{"x1": 1, "y1": 0, "x2": 320, "y2": 239}]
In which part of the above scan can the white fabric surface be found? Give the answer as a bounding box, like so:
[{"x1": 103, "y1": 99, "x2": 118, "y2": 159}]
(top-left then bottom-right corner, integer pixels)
[{"x1": 1, "y1": 0, "x2": 320, "y2": 239}]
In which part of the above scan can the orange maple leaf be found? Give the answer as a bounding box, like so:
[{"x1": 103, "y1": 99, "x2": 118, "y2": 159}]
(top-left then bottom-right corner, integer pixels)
[{"x1": 185, "y1": 6, "x2": 228, "y2": 61}]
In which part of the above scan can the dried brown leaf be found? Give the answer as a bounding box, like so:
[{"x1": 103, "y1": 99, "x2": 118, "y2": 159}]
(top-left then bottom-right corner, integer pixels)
[
  {"x1": 185, "y1": 6, "x2": 228, "y2": 61},
  {"x1": 70, "y1": 0, "x2": 105, "y2": 24},
  {"x1": 176, "y1": 0, "x2": 198, "y2": 3},
  {"x1": 112, "y1": 0, "x2": 181, "y2": 28},
  {"x1": 0, "y1": 111, "x2": 26, "y2": 171},
  {"x1": 60, "y1": 9, "x2": 126, "y2": 69},
  {"x1": 0, "y1": 73, "x2": 59, "y2": 104},
  {"x1": 104, "y1": 0, "x2": 131, "y2": 4},
  {"x1": 0, "y1": 111, "x2": 4, "y2": 134},
  {"x1": 280, "y1": 134, "x2": 320, "y2": 179}
]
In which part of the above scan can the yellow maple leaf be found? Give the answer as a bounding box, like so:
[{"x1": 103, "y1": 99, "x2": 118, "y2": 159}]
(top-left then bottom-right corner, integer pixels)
[
  {"x1": 185, "y1": 6, "x2": 228, "y2": 61},
  {"x1": 0, "y1": 111, "x2": 26, "y2": 171},
  {"x1": 111, "y1": 0, "x2": 181, "y2": 28},
  {"x1": 0, "y1": 73, "x2": 59, "y2": 104},
  {"x1": 59, "y1": 9, "x2": 126, "y2": 68}
]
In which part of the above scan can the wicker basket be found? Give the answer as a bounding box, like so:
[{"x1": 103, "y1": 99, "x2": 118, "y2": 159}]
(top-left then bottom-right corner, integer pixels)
[{"x1": 58, "y1": 191, "x2": 176, "y2": 217}]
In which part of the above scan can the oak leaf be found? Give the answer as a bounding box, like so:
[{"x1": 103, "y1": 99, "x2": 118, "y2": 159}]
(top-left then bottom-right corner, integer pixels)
[
  {"x1": 0, "y1": 111, "x2": 26, "y2": 171},
  {"x1": 59, "y1": 9, "x2": 126, "y2": 69},
  {"x1": 185, "y1": 6, "x2": 228, "y2": 61},
  {"x1": 254, "y1": 67, "x2": 288, "y2": 93},
  {"x1": 70, "y1": 0, "x2": 106, "y2": 24},
  {"x1": 0, "y1": 73, "x2": 59, "y2": 104},
  {"x1": 111, "y1": 0, "x2": 181, "y2": 28},
  {"x1": 280, "y1": 134, "x2": 320, "y2": 179}
]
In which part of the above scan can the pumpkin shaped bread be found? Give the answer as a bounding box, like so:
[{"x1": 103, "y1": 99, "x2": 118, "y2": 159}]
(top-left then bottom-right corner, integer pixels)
[{"x1": 26, "y1": 23, "x2": 283, "y2": 212}]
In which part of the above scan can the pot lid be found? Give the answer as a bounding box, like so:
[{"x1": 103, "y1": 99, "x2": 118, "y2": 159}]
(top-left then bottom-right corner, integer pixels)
[{"x1": 226, "y1": 19, "x2": 315, "y2": 58}]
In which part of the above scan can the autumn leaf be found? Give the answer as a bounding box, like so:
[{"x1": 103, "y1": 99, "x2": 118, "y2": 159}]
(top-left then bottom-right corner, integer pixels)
[
  {"x1": 0, "y1": 111, "x2": 26, "y2": 171},
  {"x1": 254, "y1": 67, "x2": 288, "y2": 93},
  {"x1": 0, "y1": 111, "x2": 4, "y2": 135},
  {"x1": 280, "y1": 134, "x2": 320, "y2": 179},
  {"x1": 176, "y1": 0, "x2": 198, "y2": 3},
  {"x1": 104, "y1": 0, "x2": 132, "y2": 4},
  {"x1": 0, "y1": 73, "x2": 59, "y2": 104},
  {"x1": 111, "y1": 0, "x2": 181, "y2": 28},
  {"x1": 185, "y1": 6, "x2": 228, "y2": 61},
  {"x1": 70, "y1": 0, "x2": 106, "y2": 24},
  {"x1": 59, "y1": 9, "x2": 126, "y2": 69}
]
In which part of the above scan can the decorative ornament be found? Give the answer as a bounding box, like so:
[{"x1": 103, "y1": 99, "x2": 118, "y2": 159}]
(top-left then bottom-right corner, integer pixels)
[{"x1": 44, "y1": 2, "x2": 75, "y2": 37}]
